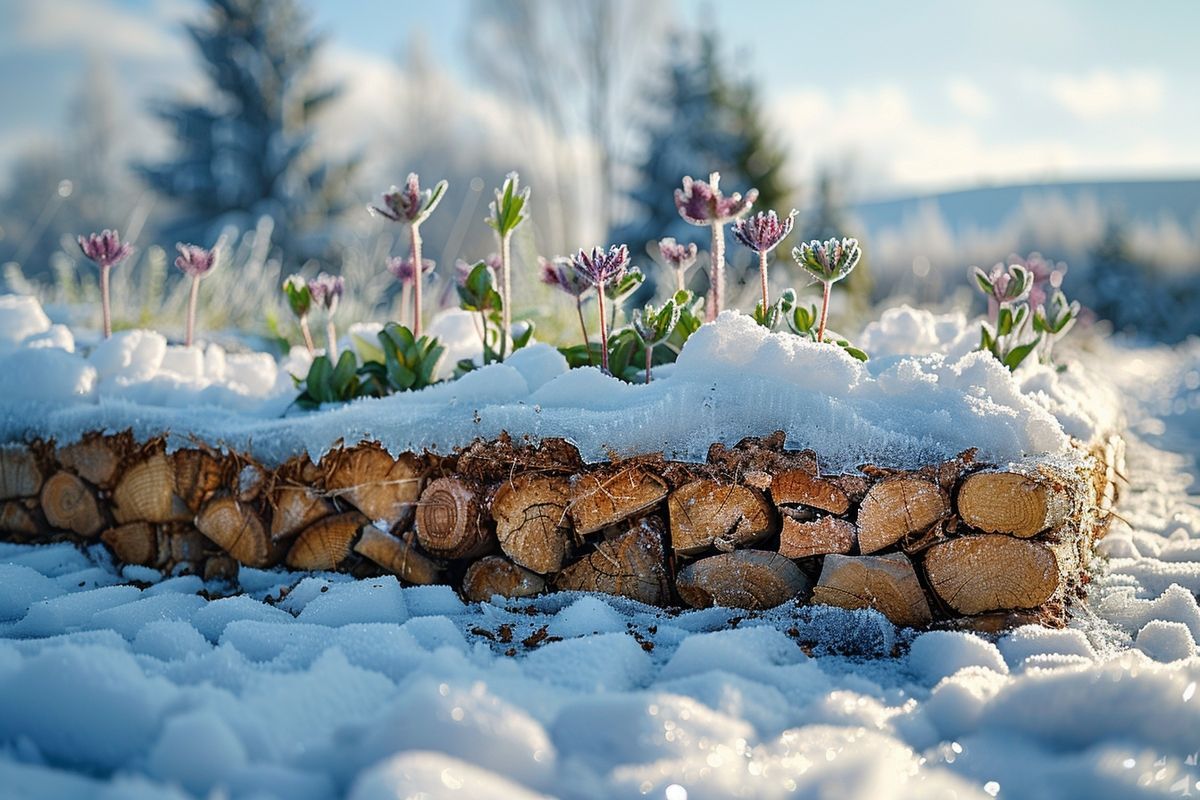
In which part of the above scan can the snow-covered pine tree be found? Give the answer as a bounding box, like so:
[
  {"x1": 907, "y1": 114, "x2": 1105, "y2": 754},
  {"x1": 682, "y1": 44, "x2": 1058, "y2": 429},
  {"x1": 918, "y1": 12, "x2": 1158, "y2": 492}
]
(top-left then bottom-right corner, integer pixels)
[
  {"x1": 138, "y1": 0, "x2": 356, "y2": 262},
  {"x1": 616, "y1": 31, "x2": 790, "y2": 265}
]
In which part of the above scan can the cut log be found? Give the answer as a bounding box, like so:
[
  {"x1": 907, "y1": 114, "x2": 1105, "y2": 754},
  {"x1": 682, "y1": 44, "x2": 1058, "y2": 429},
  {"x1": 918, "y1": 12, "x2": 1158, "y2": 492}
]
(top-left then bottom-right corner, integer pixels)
[
  {"x1": 235, "y1": 462, "x2": 267, "y2": 503},
  {"x1": 810, "y1": 552, "x2": 933, "y2": 627},
  {"x1": 354, "y1": 525, "x2": 441, "y2": 584},
  {"x1": 415, "y1": 476, "x2": 493, "y2": 559},
  {"x1": 568, "y1": 465, "x2": 669, "y2": 536},
  {"x1": 195, "y1": 497, "x2": 274, "y2": 567},
  {"x1": 40, "y1": 471, "x2": 104, "y2": 538},
  {"x1": 0, "y1": 501, "x2": 40, "y2": 537},
  {"x1": 269, "y1": 485, "x2": 334, "y2": 542},
  {"x1": 0, "y1": 445, "x2": 42, "y2": 500},
  {"x1": 56, "y1": 436, "x2": 120, "y2": 489},
  {"x1": 462, "y1": 555, "x2": 547, "y2": 602},
  {"x1": 556, "y1": 524, "x2": 669, "y2": 605},
  {"x1": 113, "y1": 454, "x2": 191, "y2": 524},
  {"x1": 286, "y1": 511, "x2": 368, "y2": 570},
  {"x1": 923, "y1": 534, "x2": 1059, "y2": 615},
  {"x1": 957, "y1": 467, "x2": 1072, "y2": 537},
  {"x1": 676, "y1": 550, "x2": 809, "y2": 610},
  {"x1": 172, "y1": 449, "x2": 224, "y2": 513},
  {"x1": 323, "y1": 445, "x2": 424, "y2": 530},
  {"x1": 101, "y1": 522, "x2": 158, "y2": 565},
  {"x1": 779, "y1": 515, "x2": 856, "y2": 559},
  {"x1": 456, "y1": 433, "x2": 584, "y2": 483},
  {"x1": 492, "y1": 474, "x2": 573, "y2": 573},
  {"x1": 668, "y1": 479, "x2": 774, "y2": 555},
  {"x1": 856, "y1": 476, "x2": 947, "y2": 554},
  {"x1": 770, "y1": 470, "x2": 849, "y2": 514}
]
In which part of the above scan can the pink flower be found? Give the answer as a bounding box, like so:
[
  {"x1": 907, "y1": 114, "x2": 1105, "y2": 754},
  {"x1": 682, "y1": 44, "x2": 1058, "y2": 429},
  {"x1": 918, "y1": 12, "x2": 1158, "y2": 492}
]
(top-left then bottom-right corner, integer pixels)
[
  {"x1": 539, "y1": 256, "x2": 592, "y2": 298},
  {"x1": 733, "y1": 210, "x2": 796, "y2": 255},
  {"x1": 656, "y1": 238, "x2": 698, "y2": 271},
  {"x1": 369, "y1": 173, "x2": 446, "y2": 225},
  {"x1": 78, "y1": 229, "x2": 133, "y2": 269},
  {"x1": 674, "y1": 173, "x2": 757, "y2": 226},
  {"x1": 174, "y1": 243, "x2": 218, "y2": 278},
  {"x1": 572, "y1": 245, "x2": 630, "y2": 289},
  {"x1": 454, "y1": 254, "x2": 502, "y2": 286},
  {"x1": 386, "y1": 255, "x2": 435, "y2": 285},
  {"x1": 308, "y1": 272, "x2": 345, "y2": 312}
]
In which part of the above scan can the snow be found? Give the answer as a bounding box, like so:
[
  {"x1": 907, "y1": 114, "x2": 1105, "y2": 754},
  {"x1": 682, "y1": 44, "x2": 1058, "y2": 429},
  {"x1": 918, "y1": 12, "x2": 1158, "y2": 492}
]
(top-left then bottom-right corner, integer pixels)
[
  {"x1": 1, "y1": 297, "x2": 1197, "y2": 797},
  {"x1": 0, "y1": 296, "x2": 1114, "y2": 471}
]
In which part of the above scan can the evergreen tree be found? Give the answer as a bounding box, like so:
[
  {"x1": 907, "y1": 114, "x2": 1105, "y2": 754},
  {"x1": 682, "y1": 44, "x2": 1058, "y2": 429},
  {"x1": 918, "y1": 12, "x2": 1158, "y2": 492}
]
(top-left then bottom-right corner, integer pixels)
[
  {"x1": 138, "y1": 0, "x2": 356, "y2": 261},
  {"x1": 616, "y1": 31, "x2": 790, "y2": 255}
]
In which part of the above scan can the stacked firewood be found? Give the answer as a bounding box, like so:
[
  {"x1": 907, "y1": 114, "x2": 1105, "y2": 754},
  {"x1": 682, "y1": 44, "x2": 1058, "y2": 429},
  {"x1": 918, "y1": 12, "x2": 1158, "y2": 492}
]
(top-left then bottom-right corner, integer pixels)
[{"x1": 0, "y1": 430, "x2": 1123, "y2": 629}]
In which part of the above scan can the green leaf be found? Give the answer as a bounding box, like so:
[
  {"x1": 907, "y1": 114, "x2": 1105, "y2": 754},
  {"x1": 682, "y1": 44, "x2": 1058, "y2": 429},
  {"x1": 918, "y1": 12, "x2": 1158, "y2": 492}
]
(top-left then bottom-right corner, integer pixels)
[
  {"x1": 842, "y1": 345, "x2": 869, "y2": 362},
  {"x1": 512, "y1": 321, "x2": 535, "y2": 351},
  {"x1": 353, "y1": 332, "x2": 385, "y2": 364},
  {"x1": 305, "y1": 356, "x2": 334, "y2": 404},
  {"x1": 331, "y1": 350, "x2": 359, "y2": 394},
  {"x1": 1002, "y1": 337, "x2": 1041, "y2": 371}
]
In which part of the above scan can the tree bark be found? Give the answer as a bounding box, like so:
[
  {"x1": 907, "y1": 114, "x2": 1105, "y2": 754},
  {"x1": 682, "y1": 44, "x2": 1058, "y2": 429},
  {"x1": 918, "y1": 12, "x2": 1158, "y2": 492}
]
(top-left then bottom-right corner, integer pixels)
[
  {"x1": 677, "y1": 550, "x2": 809, "y2": 610},
  {"x1": 354, "y1": 524, "x2": 441, "y2": 585},
  {"x1": 810, "y1": 552, "x2": 933, "y2": 627},
  {"x1": 668, "y1": 479, "x2": 774, "y2": 555}
]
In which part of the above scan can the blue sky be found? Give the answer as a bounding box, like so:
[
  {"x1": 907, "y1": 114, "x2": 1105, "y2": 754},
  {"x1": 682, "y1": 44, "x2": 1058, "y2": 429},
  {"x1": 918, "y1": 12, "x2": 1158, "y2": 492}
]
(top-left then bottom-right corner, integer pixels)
[{"x1": 1, "y1": 0, "x2": 1197, "y2": 198}]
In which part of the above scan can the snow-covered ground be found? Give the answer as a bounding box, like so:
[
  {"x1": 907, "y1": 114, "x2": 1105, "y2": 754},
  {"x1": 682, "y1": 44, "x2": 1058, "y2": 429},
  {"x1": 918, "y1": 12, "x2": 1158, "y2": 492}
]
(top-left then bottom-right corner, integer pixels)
[{"x1": 0, "y1": 311, "x2": 1198, "y2": 797}]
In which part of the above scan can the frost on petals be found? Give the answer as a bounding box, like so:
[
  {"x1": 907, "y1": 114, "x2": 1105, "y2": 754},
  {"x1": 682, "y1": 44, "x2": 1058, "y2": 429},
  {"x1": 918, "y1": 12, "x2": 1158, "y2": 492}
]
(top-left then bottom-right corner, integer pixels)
[
  {"x1": 174, "y1": 244, "x2": 218, "y2": 278},
  {"x1": 572, "y1": 245, "x2": 630, "y2": 289},
  {"x1": 77, "y1": 229, "x2": 134, "y2": 269},
  {"x1": 674, "y1": 173, "x2": 758, "y2": 226}
]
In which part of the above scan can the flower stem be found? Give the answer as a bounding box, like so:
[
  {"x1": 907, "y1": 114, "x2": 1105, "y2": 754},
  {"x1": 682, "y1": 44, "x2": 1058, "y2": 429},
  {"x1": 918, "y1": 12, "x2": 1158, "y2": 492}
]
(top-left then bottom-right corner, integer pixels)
[
  {"x1": 597, "y1": 287, "x2": 609, "y2": 374},
  {"x1": 676, "y1": 268, "x2": 686, "y2": 293},
  {"x1": 100, "y1": 264, "x2": 112, "y2": 339},
  {"x1": 644, "y1": 344, "x2": 653, "y2": 384},
  {"x1": 759, "y1": 251, "x2": 770, "y2": 314},
  {"x1": 708, "y1": 221, "x2": 725, "y2": 322},
  {"x1": 499, "y1": 231, "x2": 512, "y2": 360},
  {"x1": 326, "y1": 319, "x2": 338, "y2": 360},
  {"x1": 299, "y1": 316, "x2": 315, "y2": 354},
  {"x1": 186, "y1": 275, "x2": 199, "y2": 347},
  {"x1": 818, "y1": 280, "x2": 831, "y2": 343},
  {"x1": 575, "y1": 298, "x2": 594, "y2": 366},
  {"x1": 410, "y1": 222, "x2": 423, "y2": 337}
]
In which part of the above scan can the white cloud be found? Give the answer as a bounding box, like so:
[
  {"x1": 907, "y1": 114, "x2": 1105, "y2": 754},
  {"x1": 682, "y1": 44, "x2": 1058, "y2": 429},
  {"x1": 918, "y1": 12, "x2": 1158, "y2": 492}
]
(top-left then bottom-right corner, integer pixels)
[
  {"x1": 12, "y1": 0, "x2": 187, "y2": 60},
  {"x1": 1047, "y1": 69, "x2": 1166, "y2": 119},
  {"x1": 945, "y1": 78, "x2": 992, "y2": 119}
]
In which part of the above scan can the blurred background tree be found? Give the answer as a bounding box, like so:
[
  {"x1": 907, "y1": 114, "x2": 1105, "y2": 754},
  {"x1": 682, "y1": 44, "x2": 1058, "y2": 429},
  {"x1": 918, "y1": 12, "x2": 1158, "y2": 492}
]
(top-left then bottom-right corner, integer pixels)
[{"x1": 137, "y1": 0, "x2": 358, "y2": 264}]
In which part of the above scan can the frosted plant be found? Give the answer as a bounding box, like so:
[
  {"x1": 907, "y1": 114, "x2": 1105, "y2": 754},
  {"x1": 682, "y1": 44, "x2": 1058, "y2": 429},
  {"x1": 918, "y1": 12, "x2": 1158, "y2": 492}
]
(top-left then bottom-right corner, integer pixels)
[
  {"x1": 77, "y1": 229, "x2": 134, "y2": 338},
  {"x1": 174, "y1": 242, "x2": 219, "y2": 348},
  {"x1": 791, "y1": 236, "x2": 862, "y2": 344},
  {"x1": 308, "y1": 272, "x2": 345, "y2": 360},
  {"x1": 387, "y1": 255, "x2": 435, "y2": 331},
  {"x1": 1032, "y1": 289, "x2": 1081, "y2": 365},
  {"x1": 654, "y1": 238, "x2": 699, "y2": 292},
  {"x1": 456, "y1": 260, "x2": 505, "y2": 367},
  {"x1": 973, "y1": 262, "x2": 1032, "y2": 324},
  {"x1": 733, "y1": 209, "x2": 796, "y2": 321},
  {"x1": 369, "y1": 173, "x2": 448, "y2": 337},
  {"x1": 972, "y1": 262, "x2": 1040, "y2": 370},
  {"x1": 572, "y1": 244, "x2": 630, "y2": 375},
  {"x1": 631, "y1": 296, "x2": 681, "y2": 383},
  {"x1": 282, "y1": 274, "x2": 315, "y2": 354},
  {"x1": 675, "y1": 172, "x2": 757, "y2": 320},
  {"x1": 485, "y1": 172, "x2": 530, "y2": 359},
  {"x1": 540, "y1": 256, "x2": 595, "y2": 362}
]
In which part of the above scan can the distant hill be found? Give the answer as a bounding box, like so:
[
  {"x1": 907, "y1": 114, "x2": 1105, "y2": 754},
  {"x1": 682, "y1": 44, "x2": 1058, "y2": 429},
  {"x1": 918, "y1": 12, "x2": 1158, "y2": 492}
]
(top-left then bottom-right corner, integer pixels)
[{"x1": 851, "y1": 178, "x2": 1200, "y2": 235}]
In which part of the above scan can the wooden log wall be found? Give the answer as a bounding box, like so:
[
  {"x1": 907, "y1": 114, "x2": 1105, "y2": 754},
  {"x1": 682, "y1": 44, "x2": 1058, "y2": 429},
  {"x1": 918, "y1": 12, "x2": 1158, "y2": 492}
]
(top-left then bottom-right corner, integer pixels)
[{"x1": 0, "y1": 430, "x2": 1125, "y2": 630}]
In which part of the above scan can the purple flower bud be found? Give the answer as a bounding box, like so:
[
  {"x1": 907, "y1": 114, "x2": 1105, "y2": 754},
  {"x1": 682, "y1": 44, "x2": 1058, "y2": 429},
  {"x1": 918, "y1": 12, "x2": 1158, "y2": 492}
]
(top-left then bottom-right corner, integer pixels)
[
  {"x1": 539, "y1": 256, "x2": 592, "y2": 298},
  {"x1": 674, "y1": 172, "x2": 758, "y2": 226},
  {"x1": 308, "y1": 272, "x2": 345, "y2": 313},
  {"x1": 656, "y1": 238, "x2": 698, "y2": 271},
  {"x1": 454, "y1": 254, "x2": 502, "y2": 287},
  {"x1": 386, "y1": 255, "x2": 435, "y2": 285},
  {"x1": 571, "y1": 244, "x2": 630, "y2": 289},
  {"x1": 174, "y1": 243, "x2": 218, "y2": 278},
  {"x1": 732, "y1": 210, "x2": 796, "y2": 255},
  {"x1": 77, "y1": 229, "x2": 134, "y2": 270},
  {"x1": 369, "y1": 173, "x2": 446, "y2": 225}
]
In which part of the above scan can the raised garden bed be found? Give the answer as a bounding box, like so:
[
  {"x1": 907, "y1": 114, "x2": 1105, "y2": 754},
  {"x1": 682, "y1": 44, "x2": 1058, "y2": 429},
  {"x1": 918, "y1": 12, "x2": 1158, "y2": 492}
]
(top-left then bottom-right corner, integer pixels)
[{"x1": 0, "y1": 426, "x2": 1123, "y2": 630}]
